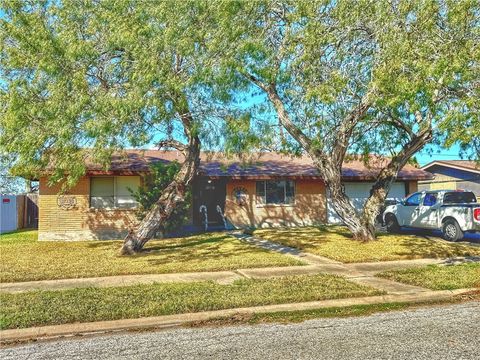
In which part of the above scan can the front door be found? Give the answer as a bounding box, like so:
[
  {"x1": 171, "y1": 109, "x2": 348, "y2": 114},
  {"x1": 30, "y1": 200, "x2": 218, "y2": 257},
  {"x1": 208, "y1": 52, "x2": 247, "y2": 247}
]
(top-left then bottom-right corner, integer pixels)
[{"x1": 192, "y1": 177, "x2": 227, "y2": 227}]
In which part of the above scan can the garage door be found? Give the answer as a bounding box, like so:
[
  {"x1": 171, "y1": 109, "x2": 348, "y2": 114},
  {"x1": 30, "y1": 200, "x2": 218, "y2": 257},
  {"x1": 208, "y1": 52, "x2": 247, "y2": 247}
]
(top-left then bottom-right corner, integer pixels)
[{"x1": 327, "y1": 182, "x2": 406, "y2": 224}]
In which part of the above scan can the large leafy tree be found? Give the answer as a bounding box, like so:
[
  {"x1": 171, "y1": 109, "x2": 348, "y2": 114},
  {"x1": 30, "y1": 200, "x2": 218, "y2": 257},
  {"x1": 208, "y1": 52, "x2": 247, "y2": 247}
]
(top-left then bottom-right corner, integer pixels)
[
  {"x1": 0, "y1": 155, "x2": 26, "y2": 194},
  {"x1": 219, "y1": 0, "x2": 479, "y2": 240},
  {"x1": 0, "y1": 0, "x2": 233, "y2": 253},
  {"x1": 442, "y1": 119, "x2": 480, "y2": 160}
]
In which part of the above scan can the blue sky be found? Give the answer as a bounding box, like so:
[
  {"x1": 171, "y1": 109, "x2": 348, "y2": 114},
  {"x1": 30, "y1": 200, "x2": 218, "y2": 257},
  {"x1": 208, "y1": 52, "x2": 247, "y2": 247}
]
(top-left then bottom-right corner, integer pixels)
[{"x1": 416, "y1": 143, "x2": 466, "y2": 166}]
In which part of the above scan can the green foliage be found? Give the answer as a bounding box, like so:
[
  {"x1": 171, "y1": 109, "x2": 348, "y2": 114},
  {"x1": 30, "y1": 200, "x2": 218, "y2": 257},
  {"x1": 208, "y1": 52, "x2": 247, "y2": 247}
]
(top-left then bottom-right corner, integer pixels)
[
  {"x1": 217, "y1": 0, "x2": 479, "y2": 159},
  {"x1": 1, "y1": 0, "x2": 478, "y2": 189},
  {"x1": 441, "y1": 118, "x2": 480, "y2": 160},
  {"x1": 0, "y1": 155, "x2": 26, "y2": 194},
  {"x1": 0, "y1": 0, "x2": 238, "y2": 188},
  {"x1": 129, "y1": 162, "x2": 190, "y2": 233}
]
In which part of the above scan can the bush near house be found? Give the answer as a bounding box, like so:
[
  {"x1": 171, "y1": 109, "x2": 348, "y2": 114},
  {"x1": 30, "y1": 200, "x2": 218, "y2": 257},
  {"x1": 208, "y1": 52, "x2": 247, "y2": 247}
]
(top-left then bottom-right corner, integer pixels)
[{"x1": 129, "y1": 161, "x2": 190, "y2": 234}]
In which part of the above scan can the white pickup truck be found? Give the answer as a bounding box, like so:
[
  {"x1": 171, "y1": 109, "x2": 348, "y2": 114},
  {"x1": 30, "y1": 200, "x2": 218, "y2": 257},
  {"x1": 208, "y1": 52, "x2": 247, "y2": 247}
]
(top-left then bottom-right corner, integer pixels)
[{"x1": 383, "y1": 190, "x2": 480, "y2": 241}]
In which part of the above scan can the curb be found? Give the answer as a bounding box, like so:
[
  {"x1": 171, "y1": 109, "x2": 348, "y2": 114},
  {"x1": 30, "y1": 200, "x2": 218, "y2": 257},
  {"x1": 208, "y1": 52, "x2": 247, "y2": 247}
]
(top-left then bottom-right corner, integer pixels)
[{"x1": 1, "y1": 288, "x2": 475, "y2": 345}]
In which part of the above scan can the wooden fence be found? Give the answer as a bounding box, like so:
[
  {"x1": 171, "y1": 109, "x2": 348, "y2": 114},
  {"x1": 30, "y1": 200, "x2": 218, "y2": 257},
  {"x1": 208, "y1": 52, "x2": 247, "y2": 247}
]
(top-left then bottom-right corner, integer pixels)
[{"x1": 16, "y1": 194, "x2": 39, "y2": 229}]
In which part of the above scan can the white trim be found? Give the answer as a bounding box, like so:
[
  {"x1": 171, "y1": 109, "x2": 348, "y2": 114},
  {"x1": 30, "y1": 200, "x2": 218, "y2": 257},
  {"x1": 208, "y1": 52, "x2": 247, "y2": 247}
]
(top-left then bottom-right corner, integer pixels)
[{"x1": 421, "y1": 161, "x2": 480, "y2": 175}]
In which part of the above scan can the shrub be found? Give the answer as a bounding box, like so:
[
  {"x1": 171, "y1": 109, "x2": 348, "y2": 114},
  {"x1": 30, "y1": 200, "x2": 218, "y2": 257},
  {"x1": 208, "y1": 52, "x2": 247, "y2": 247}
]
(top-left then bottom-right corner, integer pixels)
[{"x1": 129, "y1": 161, "x2": 190, "y2": 235}]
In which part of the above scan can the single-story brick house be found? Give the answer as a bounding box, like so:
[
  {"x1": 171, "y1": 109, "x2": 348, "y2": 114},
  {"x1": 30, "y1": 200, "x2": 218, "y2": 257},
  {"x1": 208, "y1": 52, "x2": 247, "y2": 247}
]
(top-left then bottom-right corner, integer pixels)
[
  {"x1": 38, "y1": 150, "x2": 433, "y2": 240},
  {"x1": 419, "y1": 160, "x2": 480, "y2": 197}
]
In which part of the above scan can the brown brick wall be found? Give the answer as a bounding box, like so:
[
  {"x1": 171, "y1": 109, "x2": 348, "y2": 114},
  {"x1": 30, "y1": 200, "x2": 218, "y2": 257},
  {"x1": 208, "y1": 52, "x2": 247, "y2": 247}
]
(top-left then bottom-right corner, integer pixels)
[
  {"x1": 39, "y1": 176, "x2": 139, "y2": 240},
  {"x1": 225, "y1": 179, "x2": 327, "y2": 228}
]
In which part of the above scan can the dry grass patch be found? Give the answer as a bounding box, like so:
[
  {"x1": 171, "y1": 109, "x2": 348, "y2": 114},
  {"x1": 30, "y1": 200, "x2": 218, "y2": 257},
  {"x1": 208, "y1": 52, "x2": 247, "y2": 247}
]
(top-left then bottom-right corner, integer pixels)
[
  {"x1": 378, "y1": 263, "x2": 480, "y2": 290},
  {"x1": 0, "y1": 274, "x2": 382, "y2": 329},
  {"x1": 254, "y1": 226, "x2": 480, "y2": 263},
  {"x1": 0, "y1": 230, "x2": 303, "y2": 283}
]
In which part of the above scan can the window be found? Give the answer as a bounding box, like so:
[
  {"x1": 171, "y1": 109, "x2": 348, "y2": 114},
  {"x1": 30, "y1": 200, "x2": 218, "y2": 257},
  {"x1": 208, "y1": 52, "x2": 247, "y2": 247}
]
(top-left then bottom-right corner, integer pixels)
[
  {"x1": 423, "y1": 193, "x2": 437, "y2": 207},
  {"x1": 404, "y1": 192, "x2": 421, "y2": 206},
  {"x1": 443, "y1": 191, "x2": 477, "y2": 204},
  {"x1": 256, "y1": 180, "x2": 295, "y2": 205},
  {"x1": 90, "y1": 176, "x2": 140, "y2": 209},
  {"x1": 90, "y1": 177, "x2": 114, "y2": 208}
]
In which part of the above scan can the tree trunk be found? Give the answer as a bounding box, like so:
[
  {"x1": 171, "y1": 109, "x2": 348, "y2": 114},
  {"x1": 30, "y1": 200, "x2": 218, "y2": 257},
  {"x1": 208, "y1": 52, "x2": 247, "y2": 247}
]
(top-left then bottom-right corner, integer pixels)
[
  {"x1": 256, "y1": 80, "x2": 375, "y2": 240},
  {"x1": 360, "y1": 177, "x2": 394, "y2": 238},
  {"x1": 359, "y1": 128, "x2": 433, "y2": 235},
  {"x1": 319, "y1": 161, "x2": 376, "y2": 241},
  {"x1": 120, "y1": 136, "x2": 200, "y2": 255}
]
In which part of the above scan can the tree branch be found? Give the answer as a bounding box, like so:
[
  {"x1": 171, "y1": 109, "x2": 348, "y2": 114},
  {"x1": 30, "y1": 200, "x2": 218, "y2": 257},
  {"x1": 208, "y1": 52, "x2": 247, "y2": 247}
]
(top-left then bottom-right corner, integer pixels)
[
  {"x1": 332, "y1": 95, "x2": 371, "y2": 166},
  {"x1": 240, "y1": 70, "x2": 314, "y2": 155},
  {"x1": 387, "y1": 116, "x2": 415, "y2": 138},
  {"x1": 157, "y1": 139, "x2": 187, "y2": 153}
]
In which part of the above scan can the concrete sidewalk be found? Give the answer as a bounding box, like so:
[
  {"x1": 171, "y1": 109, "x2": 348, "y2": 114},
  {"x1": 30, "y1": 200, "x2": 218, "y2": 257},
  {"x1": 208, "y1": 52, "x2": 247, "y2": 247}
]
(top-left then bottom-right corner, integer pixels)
[
  {"x1": 0, "y1": 266, "x2": 323, "y2": 293},
  {"x1": 0, "y1": 288, "x2": 475, "y2": 344},
  {"x1": 0, "y1": 258, "x2": 444, "y2": 294}
]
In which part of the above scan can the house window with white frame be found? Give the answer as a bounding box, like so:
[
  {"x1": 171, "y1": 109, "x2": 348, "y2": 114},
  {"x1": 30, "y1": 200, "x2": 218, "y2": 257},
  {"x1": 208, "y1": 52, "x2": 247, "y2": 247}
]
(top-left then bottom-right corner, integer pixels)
[
  {"x1": 256, "y1": 180, "x2": 295, "y2": 205},
  {"x1": 90, "y1": 176, "x2": 140, "y2": 209}
]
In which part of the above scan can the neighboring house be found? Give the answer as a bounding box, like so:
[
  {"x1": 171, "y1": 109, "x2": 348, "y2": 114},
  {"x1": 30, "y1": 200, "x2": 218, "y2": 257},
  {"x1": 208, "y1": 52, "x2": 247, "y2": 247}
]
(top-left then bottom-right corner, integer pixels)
[
  {"x1": 419, "y1": 160, "x2": 480, "y2": 197},
  {"x1": 36, "y1": 150, "x2": 432, "y2": 240}
]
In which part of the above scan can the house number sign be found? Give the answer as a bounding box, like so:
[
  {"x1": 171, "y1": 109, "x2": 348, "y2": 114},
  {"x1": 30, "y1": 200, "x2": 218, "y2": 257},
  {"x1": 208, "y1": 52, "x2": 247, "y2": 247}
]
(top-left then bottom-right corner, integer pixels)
[{"x1": 57, "y1": 195, "x2": 77, "y2": 210}]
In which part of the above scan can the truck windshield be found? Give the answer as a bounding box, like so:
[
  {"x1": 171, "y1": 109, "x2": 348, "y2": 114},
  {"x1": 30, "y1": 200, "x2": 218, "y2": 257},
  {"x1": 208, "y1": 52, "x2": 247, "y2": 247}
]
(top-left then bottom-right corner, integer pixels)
[{"x1": 443, "y1": 192, "x2": 477, "y2": 204}]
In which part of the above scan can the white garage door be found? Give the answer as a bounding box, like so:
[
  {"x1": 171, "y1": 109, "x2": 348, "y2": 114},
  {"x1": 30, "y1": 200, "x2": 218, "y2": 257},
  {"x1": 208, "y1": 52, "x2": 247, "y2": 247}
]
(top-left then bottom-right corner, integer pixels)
[{"x1": 327, "y1": 182, "x2": 406, "y2": 224}]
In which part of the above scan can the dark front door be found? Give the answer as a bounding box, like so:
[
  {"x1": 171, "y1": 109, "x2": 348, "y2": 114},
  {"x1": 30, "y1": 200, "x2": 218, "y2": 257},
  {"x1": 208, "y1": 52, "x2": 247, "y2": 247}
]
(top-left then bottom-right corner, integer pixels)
[{"x1": 193, "y1": 177, "x2": 227, "y2": 227}]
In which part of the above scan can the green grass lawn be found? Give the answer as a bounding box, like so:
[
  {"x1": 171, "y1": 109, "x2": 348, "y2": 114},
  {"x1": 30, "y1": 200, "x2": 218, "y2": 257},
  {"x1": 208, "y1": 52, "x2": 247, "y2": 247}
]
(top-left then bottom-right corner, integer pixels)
[
  {"x1": 378, "y1": 263, "x2": 480, "y2": 290},
  {"x1": 0, "y1": 274, "x2": 382, "y2": 329},
  {"x1": 253, "y1": 226, "x2": 480, "y2": 263},
  {"x1": 0, "y1": 230, "x2": 303, "y2": 283}
]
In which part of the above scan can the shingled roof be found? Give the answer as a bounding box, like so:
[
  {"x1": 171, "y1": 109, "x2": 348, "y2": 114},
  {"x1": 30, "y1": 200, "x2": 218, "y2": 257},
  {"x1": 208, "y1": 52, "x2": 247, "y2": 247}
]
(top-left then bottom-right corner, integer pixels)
[
  {"x1": 85, "y1": 149, "x2": 433, "y2": 181},
  {"x1": 421, "y1": 160, "x2": 480, "y2": 174}
]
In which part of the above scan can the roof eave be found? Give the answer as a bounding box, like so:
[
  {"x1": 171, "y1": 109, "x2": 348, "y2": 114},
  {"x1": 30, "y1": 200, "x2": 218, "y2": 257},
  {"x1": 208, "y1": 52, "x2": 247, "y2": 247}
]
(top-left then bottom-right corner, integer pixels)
[{"x1": 421, "y1": 161, "x2": 480, "y2": 175}]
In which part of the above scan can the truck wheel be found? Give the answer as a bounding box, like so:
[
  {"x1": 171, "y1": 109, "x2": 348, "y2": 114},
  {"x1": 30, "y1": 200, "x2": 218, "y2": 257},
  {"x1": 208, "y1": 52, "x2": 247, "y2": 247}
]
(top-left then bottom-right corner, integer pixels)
[
  {"x1": 442, "y1": 220, "x2": 464, "y2": 242},
  {"x1": 385, "y1": 214, "x2": 400, "y2": 233}
]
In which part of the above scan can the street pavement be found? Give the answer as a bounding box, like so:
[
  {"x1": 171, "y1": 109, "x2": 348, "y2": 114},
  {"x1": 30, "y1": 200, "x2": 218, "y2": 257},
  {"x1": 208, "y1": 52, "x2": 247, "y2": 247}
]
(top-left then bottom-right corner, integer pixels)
[{"x1": 1, "y1": 301, "x2": 478, "y2": 360}]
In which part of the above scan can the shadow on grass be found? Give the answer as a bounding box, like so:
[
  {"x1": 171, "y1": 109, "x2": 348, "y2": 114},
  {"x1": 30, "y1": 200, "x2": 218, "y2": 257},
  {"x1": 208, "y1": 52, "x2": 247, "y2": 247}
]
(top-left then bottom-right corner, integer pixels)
[
  {"x1": 255, "y1": 226, "x2": 480, "y2": 260},
  {"x1": 73, "y1": 232, "x2": 282, "y2": 268},
  {"x1": 143, "y1": 242, "x2": 266, "y2": 266},
  {"x1": 143, "y1": 235, "x2": 230, "y2": 252},
  {"x1": 83, "y1": 234, "x2": 228, "y2": 252}
]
